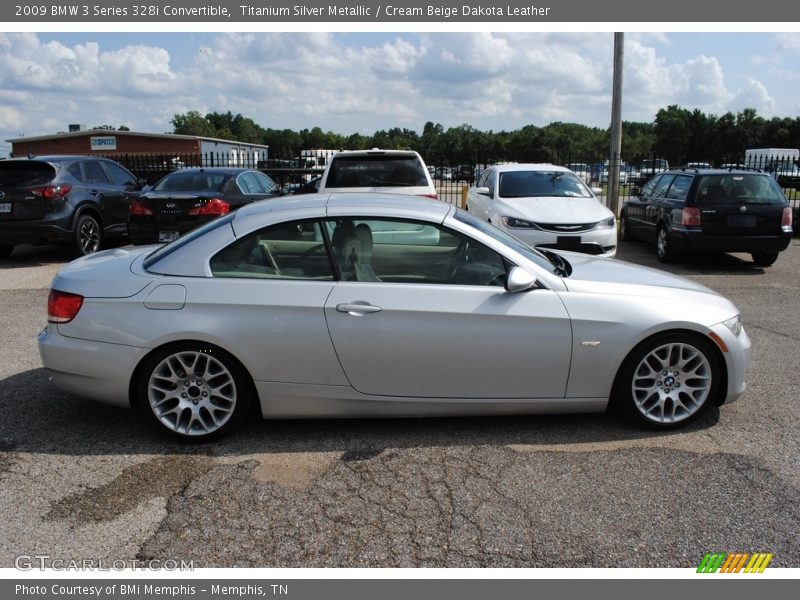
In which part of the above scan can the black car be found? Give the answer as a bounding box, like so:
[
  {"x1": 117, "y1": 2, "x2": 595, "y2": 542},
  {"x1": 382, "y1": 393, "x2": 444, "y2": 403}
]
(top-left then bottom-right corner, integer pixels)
[
  {"x1": 0, "y1": 155, "x2": 142, "y2": 257},
  {"x1": 128, "y1": 168, "x2": 282, "y2": 245},
  {"x1": 621, "y1": 168, "x2": 793, "y2": 266}
]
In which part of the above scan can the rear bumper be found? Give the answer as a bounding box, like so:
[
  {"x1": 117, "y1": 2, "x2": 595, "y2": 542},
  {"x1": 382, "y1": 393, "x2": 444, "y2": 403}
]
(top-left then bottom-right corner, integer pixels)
[
  {"x1": 38, "y1": 325, "x2": 146, "y2": 408},
  {"x1": 671, "y1": 228, "x2": 792, "y2": 253},
  {"x1": 128, "y1": 219, "x2": 208, "y2": 245},
  {"x1": 0, "y1": 219, "x2": 73, "y2": 245}
]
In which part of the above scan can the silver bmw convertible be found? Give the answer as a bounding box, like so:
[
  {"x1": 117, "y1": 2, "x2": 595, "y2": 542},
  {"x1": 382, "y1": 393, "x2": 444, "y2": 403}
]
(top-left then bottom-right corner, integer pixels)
[{"x1": 38, "y1": 193, "x2": 751, "y2": 440}]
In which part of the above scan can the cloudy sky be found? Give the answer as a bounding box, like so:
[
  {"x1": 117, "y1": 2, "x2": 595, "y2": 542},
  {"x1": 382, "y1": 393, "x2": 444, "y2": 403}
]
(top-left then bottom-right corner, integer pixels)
[{"x1": 1, "y1": 31, "x2": 799, "y2": 153}]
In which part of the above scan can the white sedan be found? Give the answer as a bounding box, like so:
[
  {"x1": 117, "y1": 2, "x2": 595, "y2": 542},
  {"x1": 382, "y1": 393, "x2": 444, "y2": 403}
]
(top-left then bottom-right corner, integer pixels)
[{"x1": 466, "y1": 164, "x2": 617, "y2": 257}]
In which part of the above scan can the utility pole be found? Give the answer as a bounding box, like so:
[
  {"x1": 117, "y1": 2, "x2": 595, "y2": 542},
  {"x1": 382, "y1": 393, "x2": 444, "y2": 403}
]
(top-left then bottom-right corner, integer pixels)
[{"x1": 609, "y1": 32, "x2": 624, "y2": 216}]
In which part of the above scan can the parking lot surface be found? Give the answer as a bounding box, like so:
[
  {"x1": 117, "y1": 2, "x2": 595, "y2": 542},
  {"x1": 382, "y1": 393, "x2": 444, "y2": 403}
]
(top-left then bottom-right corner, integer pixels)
[{"x1": 1, "y1": 239, "x2": 798, "y2": 567}]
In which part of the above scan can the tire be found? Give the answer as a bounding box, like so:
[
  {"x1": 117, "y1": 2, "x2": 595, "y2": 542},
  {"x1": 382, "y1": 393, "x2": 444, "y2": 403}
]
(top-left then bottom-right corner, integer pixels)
[
  {"x1": 613, "y1": 332, "x2": 721, "y2": 429},
  {"x1": 656, "y1": 226, "x2": 675, "y2": 262},
  {"x1": 136, "y1": 343, "x2": 253, "y2": 441},
  {"x1": 619, "y1": 212, "x2": 632, "y2": 242},
  {"x1": 72, "y1": 213, "x2": 103, "y2": 256},
  {"x1": 0, "y1": 244, "x2": 14, "y2": 259},
  {"x1": 751, "y1": 252, "x2": 779, "y2": 267}
]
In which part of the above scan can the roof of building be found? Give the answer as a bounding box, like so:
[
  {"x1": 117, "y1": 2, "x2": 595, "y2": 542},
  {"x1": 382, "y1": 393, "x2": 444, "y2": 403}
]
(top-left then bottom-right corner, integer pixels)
[{"x1": 6, "y1": 129, "x2": 269, "y2": 149}]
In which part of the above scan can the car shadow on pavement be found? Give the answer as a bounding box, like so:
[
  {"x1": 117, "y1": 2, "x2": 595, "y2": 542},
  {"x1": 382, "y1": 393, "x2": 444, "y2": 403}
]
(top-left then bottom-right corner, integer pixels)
[
  {"x1": 616, "y1": 242, "x2": 769, "y2": 276},
  {"x1": 0, "y1": 368, "x2": 720, "y2": 459}
]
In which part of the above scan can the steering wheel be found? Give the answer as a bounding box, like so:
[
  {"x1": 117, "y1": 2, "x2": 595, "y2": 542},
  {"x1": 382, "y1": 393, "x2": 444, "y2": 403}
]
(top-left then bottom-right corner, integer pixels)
[{"x1": 448, "y1": 239, "x2": 469, "y2": 281}]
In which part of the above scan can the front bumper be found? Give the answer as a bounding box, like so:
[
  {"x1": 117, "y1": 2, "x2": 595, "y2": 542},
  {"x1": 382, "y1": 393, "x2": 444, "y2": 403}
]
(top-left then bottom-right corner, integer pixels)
[
  {"x1": 38, "y1": 325, "x2": 147, "y2": 408},
  {"x1": 708, "y1": 321, "x2": 752, "y2": 405},
  {"x1": 503, "y1": 225, "x2": 618, "y2": 258}
]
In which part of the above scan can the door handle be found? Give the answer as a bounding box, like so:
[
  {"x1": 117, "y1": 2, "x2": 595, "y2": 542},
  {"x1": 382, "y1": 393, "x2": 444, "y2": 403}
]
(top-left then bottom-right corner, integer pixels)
[{"x1": 336, "y1": 303, "x2": 382, "y2": 315}]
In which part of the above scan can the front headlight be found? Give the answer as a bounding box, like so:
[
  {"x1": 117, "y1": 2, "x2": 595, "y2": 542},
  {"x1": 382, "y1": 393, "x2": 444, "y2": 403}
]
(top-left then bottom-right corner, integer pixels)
[
  {"x1": 501, "y1": 216, "x2": 536, "y2": 228},
  {"x1": 596, "y1": 216, "x2": 616, "y2": 229},
  {"x1": 723, "y1": 314, "x2": 742, "y2": 337}
]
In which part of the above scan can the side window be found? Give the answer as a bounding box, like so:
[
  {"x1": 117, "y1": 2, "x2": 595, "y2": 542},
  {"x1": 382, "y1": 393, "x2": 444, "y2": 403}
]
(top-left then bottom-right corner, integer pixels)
[
  {"x1": 210, "y1": 220, "x2": 332, "y2": 280},
  {"x1": 103, "y1": 162, "x2": 137, "y2": 187},
  {"x1": 640, "y1": 175, "x2": 661, "y2": 197},
  {"x1": 67, "y1": 163, "x2": 84, "y2": 182},
  {"x1": 665, "y1": 175, "x2": 692, "y2": 201},
  {"x1": 82, "y1": 161, "x2": 110, "y2": 184},
  {"x1": 486, "y1": 169, "x2": 496, "y2": 195},
  {"x1": 255, "y1": 171, "x2": 279, "y2": 194},
  {"x1": 237, "y1": 172, "x2": 261, "y2": 194},
  {"x1": 325, "y1": 218, "x2": 508, "y2": 287},
  {"x1": 651, "y1": 174, "x2": 675, "y2": 199}
]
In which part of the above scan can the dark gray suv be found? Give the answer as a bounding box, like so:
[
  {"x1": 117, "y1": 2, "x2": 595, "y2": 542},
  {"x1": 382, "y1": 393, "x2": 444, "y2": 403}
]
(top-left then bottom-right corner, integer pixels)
[
  {"x1": 621, "y1": 168, "x2": 793, "y2": 266},
  {"x1": 0, "y1": 155, "x2": 142, "y2": 258}
]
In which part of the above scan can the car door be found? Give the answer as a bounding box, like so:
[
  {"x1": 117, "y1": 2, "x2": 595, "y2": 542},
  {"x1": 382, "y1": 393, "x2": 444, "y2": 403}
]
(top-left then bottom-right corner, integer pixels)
[
  {"x1": 323, "y1": 216, "x2": 572, "y2": 399},
  {"x1": 467, "y1": 168, "x2": 492, "y2": 220},
  {"x1": 627, "y1": 174, "x2": 659, "y2": 238},
  {"x1": 647, "y1": 174, "x2": 675, "y2": 239},
  {"x1": 100, "y1": 160, "x2": 140, "y2": 233},
  {"x1": 79, "y1": 159, "x2": 125, "y2": 231}
]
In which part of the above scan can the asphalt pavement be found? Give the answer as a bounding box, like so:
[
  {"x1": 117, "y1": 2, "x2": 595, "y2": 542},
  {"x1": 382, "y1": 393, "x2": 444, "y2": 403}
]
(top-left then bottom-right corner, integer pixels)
[{"x1": 0, "y1": 238, "x2": 798, "y2": 568}]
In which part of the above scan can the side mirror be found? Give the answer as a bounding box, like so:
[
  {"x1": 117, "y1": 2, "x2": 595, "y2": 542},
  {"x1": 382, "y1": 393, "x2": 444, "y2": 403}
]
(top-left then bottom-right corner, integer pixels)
[
  {"x1": 591, "y1": 187, "x2": 603, "y2": 195},
  {"x1": 505, "y1": 266, "x2": 538, "y2": 293},
  {"x1": 136, "y1": 177, "x2": 148, "y2": 189},
  {"x1": 476, "y1": 186, "x2": 492, "y2": 196},
  {"x1": 630, "y1": 187, "x2": 641, "y2": 197}
]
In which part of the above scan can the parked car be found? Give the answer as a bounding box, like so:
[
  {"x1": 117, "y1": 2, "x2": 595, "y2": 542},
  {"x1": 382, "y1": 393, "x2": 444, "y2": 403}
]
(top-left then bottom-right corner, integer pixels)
[
  {"x1": 128, "y1": 167, "x2": 281, "y2": 245},
  {"x1": 0, "y1": 155, "x2": 142, "y2": 257},
  {"x1": 317, "y1": 149, "x2": 437, "y2": 199},
  {"x1": 466, "y1": 163, "x2": 617, "y2": 257},
  {"x1": 435, "y1": 166, "x2": 453, "y2": 181},
  {"x1": 621, "y1": 169, "x2": 793, "y2": 265},
  {"x1": 39, "y1": 193, "x2": 750, "y2": 440},
  {"x1": 565, "y1": 163, "x2": 591, "y2": 185},
  {"x1": 600, "y1": 162, "x2": 629, "y2": 185}
]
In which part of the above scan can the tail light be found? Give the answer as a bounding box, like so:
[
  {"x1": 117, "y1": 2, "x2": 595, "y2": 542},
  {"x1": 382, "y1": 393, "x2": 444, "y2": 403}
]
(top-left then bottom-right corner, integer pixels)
[
  {"x1": 782, "y1": 207, "x2": 793, "y2": 232},
  {"x1": 681, "y1": 207, "x2": 702, "y2": 227},
  {"x1": 30, "y1": 184, "x2": 72, "y2": 199},
  {"x1": 47, "y1": 290, "x2": 84, "y2": 324},
  {"x1": 188, "y1": 198, "x2": 230, "y2": 216},
  {"x1": 129, "y1": 199, "x2": 153, "y2": 215},
  {"x1": 417, "y1": 193, "x2": 439, "y2": 200}
]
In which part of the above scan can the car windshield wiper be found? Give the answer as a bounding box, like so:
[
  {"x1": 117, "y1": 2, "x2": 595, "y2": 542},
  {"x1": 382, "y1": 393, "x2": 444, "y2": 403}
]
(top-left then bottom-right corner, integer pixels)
[{"x1": 538, "y1": 248, "x2": 570, "y2": 277}]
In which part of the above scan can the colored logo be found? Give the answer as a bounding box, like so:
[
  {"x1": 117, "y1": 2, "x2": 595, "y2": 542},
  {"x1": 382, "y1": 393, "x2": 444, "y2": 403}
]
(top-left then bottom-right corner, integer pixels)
[{"x1": 697, "y1": 552, "x2": 773, "y2": 573}]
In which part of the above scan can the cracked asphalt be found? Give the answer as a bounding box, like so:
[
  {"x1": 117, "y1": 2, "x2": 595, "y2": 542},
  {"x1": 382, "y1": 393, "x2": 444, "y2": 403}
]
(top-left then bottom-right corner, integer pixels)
[{"x1": 1, "y1": 238, "x2": 798, "y2": 568}]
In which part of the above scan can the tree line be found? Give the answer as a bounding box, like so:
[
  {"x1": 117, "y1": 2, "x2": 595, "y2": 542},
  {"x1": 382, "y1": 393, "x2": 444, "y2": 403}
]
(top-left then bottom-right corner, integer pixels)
[{"x1": 170, "y1": 106, "x2": 800, "y2": 166}]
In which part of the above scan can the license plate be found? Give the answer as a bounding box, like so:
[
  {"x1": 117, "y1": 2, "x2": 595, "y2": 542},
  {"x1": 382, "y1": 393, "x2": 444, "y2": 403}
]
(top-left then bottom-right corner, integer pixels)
[
  {"x1": 158, "y1": 231, "x2": 179, "y2": 243},
  {"x1": 556, "y1": 235, "x2": 581, "y2": 249},
  {"x1": 728, "y1": 215, "x2": 756, "y2": 227},
  {"x1": 0, "y1": 203, "x2": 11, "y2": 214}
]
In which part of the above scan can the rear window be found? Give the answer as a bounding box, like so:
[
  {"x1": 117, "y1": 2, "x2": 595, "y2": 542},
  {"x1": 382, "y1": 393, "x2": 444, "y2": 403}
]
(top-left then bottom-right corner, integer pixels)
[
  {"x1": 695, "y1": 174, "x2": 786, "y2": 205},
  {"x1": 325, "y1": 155, "x2": 429, "y2": 188},
  {"x1": 153, "y1": 171, "x2": 229, "y2": 193},
  {"x1": 144, "y1": 213, "x2": 235, "y2": 271},
  {"x1": 0, "y1": 161, "x2": 57, "y2": 187}
]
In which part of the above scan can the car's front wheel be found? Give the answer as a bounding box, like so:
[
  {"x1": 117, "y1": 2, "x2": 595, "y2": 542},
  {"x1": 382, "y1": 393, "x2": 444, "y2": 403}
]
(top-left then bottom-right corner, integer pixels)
[
  {"x1": 614, "y1": 333, "x2": 721, "y2": 429},
  {"x1": 751, "y1": 252, "x2": 779, "y2": 267},
  {"x1": 137, "y1": 343, "x2": 252, "y2": 441}
]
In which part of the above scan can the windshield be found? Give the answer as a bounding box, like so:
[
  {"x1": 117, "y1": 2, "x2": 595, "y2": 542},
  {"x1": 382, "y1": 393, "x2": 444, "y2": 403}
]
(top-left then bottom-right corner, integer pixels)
[
  {"x1": 498, "y1": 170, "x2": 592, "y2": 198},
  {"x1": 695, "y1": 174, "x2": 787, "y2": 205},
  {"x1": 153, "y1": 171, "x2": 229, "y2": 193},
  {"x1": 453, "y1": 209, "x2": 566, "y2": 275}
]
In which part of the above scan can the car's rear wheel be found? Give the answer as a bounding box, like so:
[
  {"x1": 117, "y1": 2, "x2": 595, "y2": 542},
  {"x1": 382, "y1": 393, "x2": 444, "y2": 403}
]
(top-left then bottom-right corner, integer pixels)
[
  {"x1": 0, "y1": 244, "x2": 13, "y2": 259},
  {"x1": 656, "y1": 226, "x2": 675, "y2": 262},
  {"x1": 137, "y1": 343, "x2": 252, "y2": 441},
  {"x1": 751, "y1": 252, "x2": 779, "y2": 267},
  {"x1": 614, "y1": 333, "x2": 721, "y2": 429},
  {"x1": 73, "y1": 213, "x2": 103, "y2": 256},
  {"x1": 619, "y1": 212, "x2": 632, "y2": 242}
]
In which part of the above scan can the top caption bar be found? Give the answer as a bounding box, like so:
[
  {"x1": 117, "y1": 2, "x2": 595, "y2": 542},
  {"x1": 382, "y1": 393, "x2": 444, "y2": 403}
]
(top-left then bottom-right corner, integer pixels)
[{"x1": 4, "y1": 0, "x2": 800, "y2": 21}]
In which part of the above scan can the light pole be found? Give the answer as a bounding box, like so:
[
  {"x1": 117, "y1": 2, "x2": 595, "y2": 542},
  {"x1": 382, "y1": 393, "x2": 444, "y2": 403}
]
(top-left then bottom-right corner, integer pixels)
[{"x1": 609, "y1": 32, "x2": 624, "y2": 216}]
